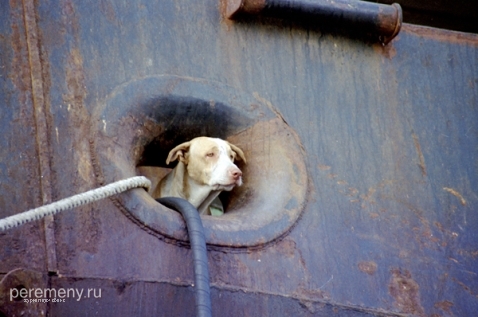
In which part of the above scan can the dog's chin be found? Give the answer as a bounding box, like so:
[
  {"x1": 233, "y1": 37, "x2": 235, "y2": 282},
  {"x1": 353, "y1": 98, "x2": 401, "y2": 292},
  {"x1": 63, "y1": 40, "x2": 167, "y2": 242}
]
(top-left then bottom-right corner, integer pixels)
[{"x1": 213, "y1": 178, "x2": 242, "y2": 191}]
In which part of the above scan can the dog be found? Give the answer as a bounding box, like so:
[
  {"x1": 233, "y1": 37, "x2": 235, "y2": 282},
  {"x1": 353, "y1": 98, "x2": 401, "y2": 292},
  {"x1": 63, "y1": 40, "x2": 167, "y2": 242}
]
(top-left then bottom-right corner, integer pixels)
[{"x1": 153, "y1": 137, "x2": 246, "y2": 215}]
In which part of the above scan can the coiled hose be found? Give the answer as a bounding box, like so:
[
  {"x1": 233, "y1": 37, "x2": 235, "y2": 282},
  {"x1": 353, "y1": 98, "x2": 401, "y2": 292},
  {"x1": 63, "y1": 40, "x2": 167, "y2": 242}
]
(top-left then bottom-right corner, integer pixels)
[{"x1": 156, "y1": 197, "x2": 212, "y2": 317}]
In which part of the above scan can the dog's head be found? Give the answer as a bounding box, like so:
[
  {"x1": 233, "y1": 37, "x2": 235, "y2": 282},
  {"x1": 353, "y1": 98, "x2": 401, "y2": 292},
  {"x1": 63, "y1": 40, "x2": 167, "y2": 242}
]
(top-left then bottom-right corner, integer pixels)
[{"x1": 166, "y1": 137, "x2": 246, "y2": 191}]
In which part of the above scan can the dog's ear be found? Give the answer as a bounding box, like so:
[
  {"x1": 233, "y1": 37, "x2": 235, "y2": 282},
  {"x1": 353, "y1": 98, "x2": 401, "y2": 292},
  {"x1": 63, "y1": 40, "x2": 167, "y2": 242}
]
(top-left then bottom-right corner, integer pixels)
[
  {"x1": 228, "y1": 142, "x2": 247, "y2": 164},
  {"x1": 166, "y1": 141, "x2": 191, "y2": 165}
]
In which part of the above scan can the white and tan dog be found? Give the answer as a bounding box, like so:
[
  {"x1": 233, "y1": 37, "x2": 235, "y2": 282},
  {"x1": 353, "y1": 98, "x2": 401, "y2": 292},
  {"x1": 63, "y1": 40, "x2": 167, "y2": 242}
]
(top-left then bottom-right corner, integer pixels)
[{"x1": 153, "y1": 137, "x2": 246, "y2": 215}]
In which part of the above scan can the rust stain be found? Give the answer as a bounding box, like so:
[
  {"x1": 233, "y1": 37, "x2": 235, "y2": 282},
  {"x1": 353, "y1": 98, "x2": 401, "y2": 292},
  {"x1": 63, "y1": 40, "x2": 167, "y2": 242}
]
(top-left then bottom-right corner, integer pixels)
[
  {"x1": 22, "y1": 0, "x2": 54, "y2": 205},
  {"x1": 457, "y1": 249, "x2": 478, "y2": 258},
  {"x1": 218, "y1": 0, "x2": 230, "y2": 25},
  {"x1": 396, "y1": 200, "x2": 445, "y2": 250},
  {"x1": 434, "y1": 221, "x2": 459, "y2": 242},
  {"x1": 361, "y1": 187, "x2": 377, "y2": 202},
  {"x1": 65, "y1": 48, "x2": 87, "y2": 110},
  {"x1": 389, "y1": 269, "x2": 426, "y2": 316},
  {"x1": 41, "y1": 20, "x2": 66, "y2": 47},
  {"x1": 1, "y1": 1, "x2": 46, "y2": 265},
  {"x1": 21, "y1": 0, "x2": 54, "y2": 184},
  {"x1": 317, "y1": 161, "x2": 394, "y2": 209},
  {"x1": 210, "y1": 252, "x2": 255, "y2": 288},
  {"x1": 8, "y1": 0, "x2": 41, "y2": 213},
  {"x1": 61, "y1": 0, "x2": 88, "y2": 129},
  {"x1": 412, "y1": 131, "x2": 427, "y2": 177},
  {"x1": 373, "y1": 42, "x2": 397, "y2": 59},
  {"x1": 327, "y1": 173, "x2": 338, "y2": 179},
  {"x1": 358, "y1": 261, "x2": 377, "y2": 275},
  {"x1": 452, "y1": 278, "x2": 478, "y2": 298},
  {"x1": 347, "y1": 187, "x2": 359, "y2": 197},
  {"x1": 99, "y1": 0, "x2": 118, "y2": 25},
  {"x1": 9, "y1": 0, "x2": 31, "y2": 107},
  {"x1": 77, "y1": 205, "x2": 103, "y2": 254},
  {"x1": 11, "y1": 0, "x2": 57, "y2": 272},
  {"x1": 434, "y1": 300, "x2": 454, "y2": 313},
  {"x1": 443, "y1": 187, "x2": 467, "y2": 206},
  {"x1": 253, "y1": 91, "x2": 289, "y2": 126},
  {"x1": 293, "y1": 288, "x2": 329, "y2": 302},
  {"x1": 64, "y1": 47, "x2": 96, "y2": 191},
  {"x1": 276, "y1": 238, "x2": 298, "y2": 259}
]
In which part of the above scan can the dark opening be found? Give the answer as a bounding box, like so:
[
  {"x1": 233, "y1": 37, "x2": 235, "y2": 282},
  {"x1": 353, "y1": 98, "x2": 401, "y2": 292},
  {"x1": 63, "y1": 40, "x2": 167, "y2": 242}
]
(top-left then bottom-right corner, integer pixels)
[
  {"x1": 365, "y1": 0, "x2": 478, "y2": 33},
  {"x1": 134, "y1": 96, "x2": 252, "y2": 216},
  {"x1": 137, "y1": 96, "x2": 250, "y2": 168}
]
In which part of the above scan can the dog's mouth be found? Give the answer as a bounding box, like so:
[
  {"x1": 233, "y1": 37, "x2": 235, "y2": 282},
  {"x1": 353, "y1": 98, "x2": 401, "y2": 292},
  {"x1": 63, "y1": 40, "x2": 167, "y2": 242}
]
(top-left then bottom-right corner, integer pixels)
[{"x1": 212, "y1": 178, "x2": 242, "y2": 191}]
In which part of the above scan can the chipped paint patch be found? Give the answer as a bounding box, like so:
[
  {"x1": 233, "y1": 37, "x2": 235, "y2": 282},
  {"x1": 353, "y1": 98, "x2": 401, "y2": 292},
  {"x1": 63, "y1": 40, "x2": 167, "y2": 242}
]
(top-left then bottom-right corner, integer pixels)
[
  {"x1": 389, "y1": 269, "x2": 425, "y2": 316},
  {"x1": 412, "y1": 131, "x2": 426, "y2": 177},
  {"x1": 443, "y1": 187, "x2": 467, "y2": 206},
  {"x1": 358, "y1": 261, "x2": 377, "y2": 275}
]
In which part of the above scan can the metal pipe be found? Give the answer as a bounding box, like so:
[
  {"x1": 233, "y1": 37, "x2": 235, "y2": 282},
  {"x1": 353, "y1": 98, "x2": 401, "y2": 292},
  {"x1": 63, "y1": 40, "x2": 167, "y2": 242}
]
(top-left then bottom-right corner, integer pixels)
[
  {"x1": 225, "y1": 0, "x2": 402, "y2": 44},
  {"x1": 156, "y1": 197, "x2": 212, "y2": 317}
]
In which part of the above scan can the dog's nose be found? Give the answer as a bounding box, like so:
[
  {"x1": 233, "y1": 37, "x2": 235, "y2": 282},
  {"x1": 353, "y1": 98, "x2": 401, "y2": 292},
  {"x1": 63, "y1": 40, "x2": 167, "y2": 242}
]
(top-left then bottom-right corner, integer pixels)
[{"x1": 229, "y1": 167, "x2": 242, "y2": 180}]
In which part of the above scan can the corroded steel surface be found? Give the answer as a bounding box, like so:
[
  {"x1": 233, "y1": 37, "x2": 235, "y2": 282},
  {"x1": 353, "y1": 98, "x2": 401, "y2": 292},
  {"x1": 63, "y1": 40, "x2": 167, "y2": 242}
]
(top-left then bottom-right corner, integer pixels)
[
  {"x1": 0, "y1": 0, "x2": 477, "y2": 316},
  {"x1": 0, "y1": 0, "x2": 47, "y2": 276}
]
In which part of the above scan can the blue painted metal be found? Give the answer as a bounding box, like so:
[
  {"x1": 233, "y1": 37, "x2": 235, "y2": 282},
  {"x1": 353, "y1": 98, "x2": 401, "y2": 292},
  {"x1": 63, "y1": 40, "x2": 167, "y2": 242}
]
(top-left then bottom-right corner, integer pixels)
[{"x1": 0, "y1": 0, "x2": 477, "y2": 316}]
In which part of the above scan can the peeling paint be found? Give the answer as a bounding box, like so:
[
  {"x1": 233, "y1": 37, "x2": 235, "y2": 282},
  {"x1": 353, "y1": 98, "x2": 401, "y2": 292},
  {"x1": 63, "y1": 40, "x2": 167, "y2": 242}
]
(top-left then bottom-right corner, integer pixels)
[
  {"x1": 358, "y1": 261, "x2": 378, "y2": 275},
  {"x1": 443, "y1": 187, "x2": 467, "y2": 206},
  {"x1": 412, "y1": 131, "x2": 426, "y2": 177},
  {"x1": 389, "y1": 269, "x2": 425, "y2": 316}
]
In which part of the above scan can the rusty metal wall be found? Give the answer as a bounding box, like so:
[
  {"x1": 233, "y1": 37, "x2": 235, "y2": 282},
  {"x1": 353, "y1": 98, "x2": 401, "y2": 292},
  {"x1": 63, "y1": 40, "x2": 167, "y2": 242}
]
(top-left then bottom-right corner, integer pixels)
[
  {"x1": 0, "y1": 0, "x2": 48, "y2": 275},
  {"x1": 1, "y1": 0, "x2": 477, "y2": 316}
]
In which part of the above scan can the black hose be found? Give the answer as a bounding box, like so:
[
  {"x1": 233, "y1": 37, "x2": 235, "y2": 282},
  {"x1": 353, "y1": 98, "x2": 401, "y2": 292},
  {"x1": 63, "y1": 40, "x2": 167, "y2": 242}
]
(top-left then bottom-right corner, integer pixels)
[{"x1": 156, "y1": 197, "x2": 212, "y2": 317}]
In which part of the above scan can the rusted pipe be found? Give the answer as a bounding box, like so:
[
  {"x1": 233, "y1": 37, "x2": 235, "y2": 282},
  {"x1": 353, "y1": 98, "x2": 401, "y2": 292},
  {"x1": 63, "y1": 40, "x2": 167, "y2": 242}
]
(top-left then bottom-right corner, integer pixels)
[{"x1": 225, "y1": 0, "x2": 402, "y2": 44}]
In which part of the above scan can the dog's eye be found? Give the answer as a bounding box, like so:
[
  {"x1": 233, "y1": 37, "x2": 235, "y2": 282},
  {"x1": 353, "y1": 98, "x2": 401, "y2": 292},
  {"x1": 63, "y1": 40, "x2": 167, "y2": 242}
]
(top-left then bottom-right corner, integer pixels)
[{"x1": 206, "y1": 152, "x2": 215, "y2": 158}]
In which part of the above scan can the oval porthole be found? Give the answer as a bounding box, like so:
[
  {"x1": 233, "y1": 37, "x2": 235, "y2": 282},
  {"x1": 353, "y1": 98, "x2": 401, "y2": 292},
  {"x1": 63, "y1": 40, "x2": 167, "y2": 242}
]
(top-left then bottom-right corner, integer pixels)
[{"x1": 91, "y1": 75, "x2": 308, "y2": 248}]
